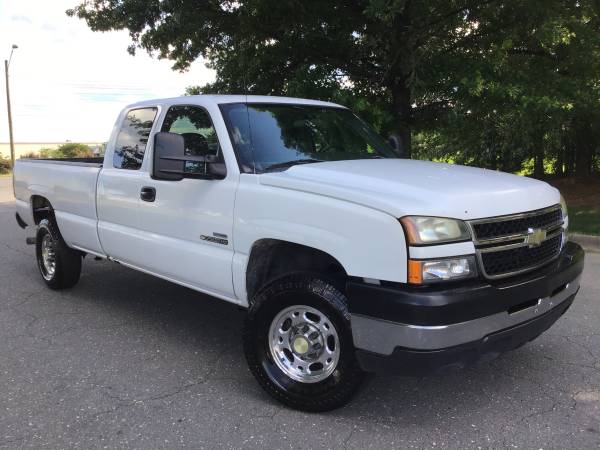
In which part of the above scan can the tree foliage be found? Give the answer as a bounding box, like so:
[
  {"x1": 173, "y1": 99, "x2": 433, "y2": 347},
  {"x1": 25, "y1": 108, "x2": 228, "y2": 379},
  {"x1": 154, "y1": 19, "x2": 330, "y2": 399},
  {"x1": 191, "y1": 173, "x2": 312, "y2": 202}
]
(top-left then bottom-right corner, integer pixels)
[
  {"x1": 0, "y1": 152, "x2": 11, "y2": 174},
  {"x1": 68, "y1": 0, "x2": 600, "y2": 176},
  {"x1": 39, "y1": 143, "x2": 93, "y2": 159}
]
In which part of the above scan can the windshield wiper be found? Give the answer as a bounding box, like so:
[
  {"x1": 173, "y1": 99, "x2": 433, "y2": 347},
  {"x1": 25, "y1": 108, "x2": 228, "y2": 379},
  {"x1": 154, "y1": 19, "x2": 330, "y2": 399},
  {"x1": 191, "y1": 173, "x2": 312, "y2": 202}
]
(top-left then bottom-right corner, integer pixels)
[{"x1": 263, "y1": 159, "x2": 323, "y2": 172}]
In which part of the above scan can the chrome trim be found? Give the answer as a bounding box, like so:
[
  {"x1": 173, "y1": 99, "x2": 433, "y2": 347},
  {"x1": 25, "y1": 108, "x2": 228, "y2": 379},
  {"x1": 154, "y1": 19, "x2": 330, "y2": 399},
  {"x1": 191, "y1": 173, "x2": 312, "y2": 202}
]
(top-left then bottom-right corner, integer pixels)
[
  {"x1": 467, "y1": 205, "x2": 564, "y2": 279},
  {"x1": 474, "y1": 232, "x2": 534, "y2": 246},
  {"x1": 351, "y1": 275, "x2": 580, "y2": 354},
  {"x1": 474, "y1": 236, "x2": 565, "y2": 280},
  {"x1": 474, "y1": 222, "x2": 563, "y2": 247},
  {"x1": 478, "y1": 227, "x2": 563, "y2": 254},
  {"x1": 475, "y1": 232, "x2": 565, "y2": 280},
  {"x1": 469, "y1": 204, "x2": 562, "y2": 242},
  {"x1": 469, "y1": 204, "x2": 562, "y2": 228}
]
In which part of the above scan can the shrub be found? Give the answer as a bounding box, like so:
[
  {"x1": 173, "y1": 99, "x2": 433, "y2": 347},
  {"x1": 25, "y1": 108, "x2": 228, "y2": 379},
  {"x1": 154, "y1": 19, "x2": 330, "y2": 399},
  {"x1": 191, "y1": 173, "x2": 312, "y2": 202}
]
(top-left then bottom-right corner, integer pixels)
[
  {"x1": 40, "y1": 143, "x2": 93, "y2": 159},
  {"x1": 0, "y1": 152, "x2": 11, "y2": 174}
]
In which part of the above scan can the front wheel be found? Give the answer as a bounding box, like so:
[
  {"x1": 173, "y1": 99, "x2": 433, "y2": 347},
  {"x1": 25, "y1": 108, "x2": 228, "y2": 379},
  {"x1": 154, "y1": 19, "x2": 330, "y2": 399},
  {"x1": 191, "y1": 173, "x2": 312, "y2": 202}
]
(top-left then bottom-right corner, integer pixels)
[
  {"x1": 243, "y1": 274, "x2": 365, "y2": 411},
  {"x1": 35, "y1": 219, "x2": 82, "y2": 289}
]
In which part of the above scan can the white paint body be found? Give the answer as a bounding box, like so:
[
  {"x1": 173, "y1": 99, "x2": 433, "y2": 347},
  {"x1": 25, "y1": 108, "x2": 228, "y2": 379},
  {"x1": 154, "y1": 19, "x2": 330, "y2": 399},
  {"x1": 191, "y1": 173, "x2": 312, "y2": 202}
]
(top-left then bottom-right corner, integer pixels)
[{"x1": 13, "y1": 95, "x2": 561, "y2": 306}]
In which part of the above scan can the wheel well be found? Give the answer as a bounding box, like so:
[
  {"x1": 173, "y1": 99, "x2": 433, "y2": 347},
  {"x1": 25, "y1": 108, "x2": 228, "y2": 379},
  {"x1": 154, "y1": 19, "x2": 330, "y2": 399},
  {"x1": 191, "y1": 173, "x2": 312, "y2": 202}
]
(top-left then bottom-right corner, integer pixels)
[
  {"x1": 246, "y1": 239, "x2": 347, "y2": 302},
  {"x1": 31, "y1": 196, "x2": 53, "y2": 224}
]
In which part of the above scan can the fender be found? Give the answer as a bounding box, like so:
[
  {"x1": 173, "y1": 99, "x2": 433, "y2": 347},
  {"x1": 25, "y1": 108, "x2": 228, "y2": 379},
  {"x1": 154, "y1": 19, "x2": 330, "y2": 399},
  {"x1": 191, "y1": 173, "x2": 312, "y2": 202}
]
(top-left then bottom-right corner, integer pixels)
[{"x1": 232, "y1": 175, "x2": 408, "y2": 304}]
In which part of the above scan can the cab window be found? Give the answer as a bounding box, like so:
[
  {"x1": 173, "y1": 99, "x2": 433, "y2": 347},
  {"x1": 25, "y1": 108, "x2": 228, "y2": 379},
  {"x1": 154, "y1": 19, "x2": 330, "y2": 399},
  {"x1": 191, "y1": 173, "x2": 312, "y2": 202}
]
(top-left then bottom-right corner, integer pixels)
[
  {"x1": 113, "y1": 107, "x2": 158, "y2": 170},
  {"x1": 161, "y1": 105, "x2": 222, "y2": 175}
]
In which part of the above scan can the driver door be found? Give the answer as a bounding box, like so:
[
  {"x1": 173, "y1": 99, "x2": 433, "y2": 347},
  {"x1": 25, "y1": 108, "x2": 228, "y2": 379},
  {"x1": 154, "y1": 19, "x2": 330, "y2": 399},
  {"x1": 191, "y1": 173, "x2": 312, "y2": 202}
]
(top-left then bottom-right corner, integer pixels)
[{"x1": 135, "y1": 104, "x2": 238, "y2": 299}]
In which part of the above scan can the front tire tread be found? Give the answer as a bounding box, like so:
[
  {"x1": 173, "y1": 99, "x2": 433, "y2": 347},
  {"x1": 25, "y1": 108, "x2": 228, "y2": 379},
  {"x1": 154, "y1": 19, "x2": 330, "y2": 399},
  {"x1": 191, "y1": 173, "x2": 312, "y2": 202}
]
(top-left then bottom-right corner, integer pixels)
[{"x1": 243, "y1": 273, "x2": 365, "y2": 412}]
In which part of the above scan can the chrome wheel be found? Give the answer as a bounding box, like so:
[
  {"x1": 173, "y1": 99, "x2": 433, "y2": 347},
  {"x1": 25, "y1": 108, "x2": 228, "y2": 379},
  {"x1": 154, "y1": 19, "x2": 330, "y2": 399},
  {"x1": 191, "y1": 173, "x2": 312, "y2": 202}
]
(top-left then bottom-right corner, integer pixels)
[
  {"x1": 268, "y1": 305, "x2": 340, "y2": 383},
  {"x1": 40, "y1": 233, "x2": 57, "y2": 280}
]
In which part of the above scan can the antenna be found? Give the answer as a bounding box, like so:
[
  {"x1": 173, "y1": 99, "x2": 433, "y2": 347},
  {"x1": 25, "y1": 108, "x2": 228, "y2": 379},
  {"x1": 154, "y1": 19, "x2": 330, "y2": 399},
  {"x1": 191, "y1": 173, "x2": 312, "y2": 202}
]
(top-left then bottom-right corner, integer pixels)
[
  {"x1": 240, "y1": 2, "x2": 249, "y2": 101},
  {"x1": 240, "y1": 3, "x2": 255, "y2": 173}
]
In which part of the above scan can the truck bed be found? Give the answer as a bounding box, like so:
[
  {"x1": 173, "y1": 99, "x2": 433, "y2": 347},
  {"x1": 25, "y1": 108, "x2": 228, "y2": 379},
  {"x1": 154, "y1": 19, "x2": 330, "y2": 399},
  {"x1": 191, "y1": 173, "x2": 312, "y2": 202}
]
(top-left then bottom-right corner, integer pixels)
[
  {"x1": 18, "y1": 157, "x2": 104, "y2": 166},
  {"x1": 13, "y1": 158, "x2": 104, "y2": 255}
]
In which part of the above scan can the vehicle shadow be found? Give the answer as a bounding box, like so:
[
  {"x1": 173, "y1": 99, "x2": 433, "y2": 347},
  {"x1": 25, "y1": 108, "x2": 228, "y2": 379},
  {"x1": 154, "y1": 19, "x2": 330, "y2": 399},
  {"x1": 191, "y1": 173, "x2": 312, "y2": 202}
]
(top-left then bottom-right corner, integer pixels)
[{"x1": 61, "y1": 257, "x2": 561, "y2": 424}]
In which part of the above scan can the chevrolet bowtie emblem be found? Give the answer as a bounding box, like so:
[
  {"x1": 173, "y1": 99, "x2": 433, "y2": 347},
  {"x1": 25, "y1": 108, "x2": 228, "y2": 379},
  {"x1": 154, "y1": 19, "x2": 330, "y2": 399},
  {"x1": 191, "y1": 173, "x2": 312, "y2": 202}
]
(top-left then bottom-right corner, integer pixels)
[{"x1": 526, "y1": 228, "x2": 547, "y2": 248}]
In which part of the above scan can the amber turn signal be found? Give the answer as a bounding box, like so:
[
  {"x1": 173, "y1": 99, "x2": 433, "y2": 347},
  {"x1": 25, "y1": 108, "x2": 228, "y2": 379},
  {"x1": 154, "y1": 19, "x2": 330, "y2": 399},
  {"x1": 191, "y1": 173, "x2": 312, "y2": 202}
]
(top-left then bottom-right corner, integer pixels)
[{"x1": 407, "y1": 260, "x2": 424, "y2": 284}]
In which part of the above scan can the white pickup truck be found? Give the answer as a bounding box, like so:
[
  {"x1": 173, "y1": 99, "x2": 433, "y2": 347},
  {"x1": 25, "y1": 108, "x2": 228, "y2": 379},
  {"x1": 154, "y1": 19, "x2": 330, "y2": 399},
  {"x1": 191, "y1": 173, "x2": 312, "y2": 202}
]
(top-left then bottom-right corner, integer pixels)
[{"x1": 14, "y1": 95, "x2": 584, "y2": 411}]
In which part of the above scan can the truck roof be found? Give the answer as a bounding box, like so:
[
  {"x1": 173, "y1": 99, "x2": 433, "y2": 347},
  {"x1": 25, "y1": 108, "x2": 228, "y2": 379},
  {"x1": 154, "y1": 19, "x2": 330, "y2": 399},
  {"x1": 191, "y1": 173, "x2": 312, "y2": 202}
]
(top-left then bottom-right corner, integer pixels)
[{"x1": 126, "y1": 94, "x2": 345, "y2": 110}]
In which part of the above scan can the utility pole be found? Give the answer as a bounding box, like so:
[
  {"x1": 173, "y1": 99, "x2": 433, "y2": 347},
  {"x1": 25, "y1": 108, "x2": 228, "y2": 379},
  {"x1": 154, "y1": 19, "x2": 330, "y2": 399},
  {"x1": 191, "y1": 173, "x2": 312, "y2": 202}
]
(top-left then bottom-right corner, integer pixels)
[
  {"x1": 4, "y1": 44, "x2": 17, "y2": 169},
  {"x1": 5, "y1": 59, "x2": 15, "y2": 167}
]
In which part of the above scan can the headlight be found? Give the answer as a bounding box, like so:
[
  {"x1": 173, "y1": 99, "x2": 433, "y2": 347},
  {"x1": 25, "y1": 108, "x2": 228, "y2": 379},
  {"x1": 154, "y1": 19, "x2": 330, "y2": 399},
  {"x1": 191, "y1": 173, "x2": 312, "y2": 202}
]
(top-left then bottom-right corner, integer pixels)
[
  {"x1": 400, "y1": 216, "x2": 471, "y2": 245},
  {"x1": 408, "y1": 256, "x2": 477, "y2": 284},
  {"x1": 560, "y1": 195, "x2": 568, "y2": 229}
]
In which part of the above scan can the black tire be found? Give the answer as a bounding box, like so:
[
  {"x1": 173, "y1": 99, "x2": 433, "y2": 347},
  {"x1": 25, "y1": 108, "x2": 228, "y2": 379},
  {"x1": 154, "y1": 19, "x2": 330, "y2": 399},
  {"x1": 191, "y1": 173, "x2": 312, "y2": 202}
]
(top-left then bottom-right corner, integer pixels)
[
  {"x1": 243, "y1": 273, "x2": 365, "y2": 411},
  {"x1": 35, "y1": 218, "x2": 82, "y2": 289}
]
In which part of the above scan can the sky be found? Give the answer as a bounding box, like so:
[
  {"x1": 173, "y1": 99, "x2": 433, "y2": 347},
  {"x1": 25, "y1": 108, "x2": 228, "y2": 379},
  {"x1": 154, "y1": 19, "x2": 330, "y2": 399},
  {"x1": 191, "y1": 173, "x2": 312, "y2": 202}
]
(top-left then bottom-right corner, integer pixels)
[{"x1": 0, "y1": 0, "x2": 216, "y2": 143}]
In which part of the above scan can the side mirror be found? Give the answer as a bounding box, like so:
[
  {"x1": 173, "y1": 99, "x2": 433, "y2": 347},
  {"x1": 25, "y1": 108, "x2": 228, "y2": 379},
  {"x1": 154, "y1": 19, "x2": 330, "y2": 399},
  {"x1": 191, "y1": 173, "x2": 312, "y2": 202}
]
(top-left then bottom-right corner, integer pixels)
[
  {"x1": 388, "y1": 134, "x2": 407, "y2": 159},
  {"x1": 152, "y1": 132, "x2": 225, "y2": 181}
]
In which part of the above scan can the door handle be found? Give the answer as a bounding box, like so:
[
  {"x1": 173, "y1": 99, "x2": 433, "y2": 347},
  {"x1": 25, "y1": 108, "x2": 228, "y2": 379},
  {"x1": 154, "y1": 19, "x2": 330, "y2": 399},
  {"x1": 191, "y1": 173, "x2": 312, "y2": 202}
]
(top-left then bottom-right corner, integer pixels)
[{"x1": 140, "y1": 186, "x2": 156, "y2": 202}]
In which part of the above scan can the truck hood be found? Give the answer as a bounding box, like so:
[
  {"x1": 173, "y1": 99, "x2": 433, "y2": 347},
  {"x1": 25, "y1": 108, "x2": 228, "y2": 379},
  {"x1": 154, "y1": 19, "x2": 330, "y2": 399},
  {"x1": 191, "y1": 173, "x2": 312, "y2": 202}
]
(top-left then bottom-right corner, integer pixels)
[{"x1": 258, "y1": 159, "x2": 560, "y2": 220}]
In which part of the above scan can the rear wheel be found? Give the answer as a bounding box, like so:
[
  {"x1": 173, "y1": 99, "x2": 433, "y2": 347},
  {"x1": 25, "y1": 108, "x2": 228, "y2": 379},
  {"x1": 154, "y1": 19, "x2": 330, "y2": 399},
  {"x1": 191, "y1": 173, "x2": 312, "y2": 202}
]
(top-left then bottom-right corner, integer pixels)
[
  {"x1": 35, "y1": 219, "x2": 82, "y2": 289},
  {"x1": 243, "y1": 274, "x2": 365, "y2": 411}
]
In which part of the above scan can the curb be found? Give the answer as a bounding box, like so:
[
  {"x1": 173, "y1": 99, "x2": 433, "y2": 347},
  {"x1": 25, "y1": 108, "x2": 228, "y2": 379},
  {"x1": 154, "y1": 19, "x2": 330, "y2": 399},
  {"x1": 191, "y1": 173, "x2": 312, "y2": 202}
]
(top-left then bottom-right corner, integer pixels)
[{"x1": 569, "y1": 233, "x2": 600, "y2": 253}]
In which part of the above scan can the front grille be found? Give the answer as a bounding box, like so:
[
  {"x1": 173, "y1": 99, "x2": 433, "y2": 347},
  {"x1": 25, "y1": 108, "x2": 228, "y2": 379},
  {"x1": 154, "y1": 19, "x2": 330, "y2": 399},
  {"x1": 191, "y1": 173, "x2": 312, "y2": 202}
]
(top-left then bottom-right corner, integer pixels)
[
  {"x1": 481, "y1": 234, "x2": 562, "y2": 276},
  {"x1": 470, "y1": 205, "x2": 564, "y2": 279},
  {"x1": 472, "y1": 208, "x2": 562, "y2": 240}
]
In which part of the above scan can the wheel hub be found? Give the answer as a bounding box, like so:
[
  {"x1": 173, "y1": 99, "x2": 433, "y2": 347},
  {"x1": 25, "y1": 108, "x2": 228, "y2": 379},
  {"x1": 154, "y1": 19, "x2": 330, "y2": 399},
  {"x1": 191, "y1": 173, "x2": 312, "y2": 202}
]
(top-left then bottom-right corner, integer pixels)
[
  {"x1": 268, "y1": 305, "x2": 340, "y2": 383},
  {"x1": 290, "y1": 322, "x2": 324, "y2": 359},
  {"x1": 292, "y1": 336, "x2": 310, "y2": 355},
  {"x1": 40, "y1": 233, "x2": 56, "y2": 280}
]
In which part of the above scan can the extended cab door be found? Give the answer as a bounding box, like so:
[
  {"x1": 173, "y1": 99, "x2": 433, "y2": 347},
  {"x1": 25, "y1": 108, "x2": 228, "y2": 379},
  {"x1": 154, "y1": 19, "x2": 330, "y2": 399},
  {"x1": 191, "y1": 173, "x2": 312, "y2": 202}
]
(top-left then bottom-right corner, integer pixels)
[
  {"x1": 97, "y1": 106, "x2": 159, "y2": 262},
  {"x1": 132, "y1": 104, "x2": 238, "y2": 299}
]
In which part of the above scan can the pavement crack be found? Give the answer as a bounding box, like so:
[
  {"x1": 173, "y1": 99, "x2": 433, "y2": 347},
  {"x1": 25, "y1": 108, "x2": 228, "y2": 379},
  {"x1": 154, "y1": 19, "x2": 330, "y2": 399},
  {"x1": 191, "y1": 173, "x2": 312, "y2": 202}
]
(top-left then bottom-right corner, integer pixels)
[
  {"x1": 470, "y1": 365, "x2": 571, "y2": 396},
  {"x1": 0, "y1": 436, "x2": 26, "y2": 447},
  {"x1": 565, "y1": 335, "x2": 597, "y2": 360},
  {"x1": 7, "y1": 291, "x2": 38, "y2": 309},
  {"x1": 522, "y1": 401, "x2": 559, "y2": 422},
  {"x1": 343, "y1": 426, "x2": 357, "y2": 449},
  {"x1": 96, "y1": 344, "x2": 241, "y2": 413},
  {"x1": 144, "y1": 380, "x2": 206, "y2": 402}
]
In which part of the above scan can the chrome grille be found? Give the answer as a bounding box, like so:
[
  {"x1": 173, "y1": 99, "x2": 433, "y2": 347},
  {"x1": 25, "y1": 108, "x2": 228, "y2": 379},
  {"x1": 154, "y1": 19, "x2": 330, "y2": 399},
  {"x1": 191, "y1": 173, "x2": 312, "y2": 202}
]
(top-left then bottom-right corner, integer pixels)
[
  {"x1": 469, "y1": 205, "x2": 564, "y2": 279},
  {"x1": 472, "y1": 208, "x2": 562, "y2": 241},
  {"x1": 480, "y1": 234, "x2": 562, "y2": 276}
]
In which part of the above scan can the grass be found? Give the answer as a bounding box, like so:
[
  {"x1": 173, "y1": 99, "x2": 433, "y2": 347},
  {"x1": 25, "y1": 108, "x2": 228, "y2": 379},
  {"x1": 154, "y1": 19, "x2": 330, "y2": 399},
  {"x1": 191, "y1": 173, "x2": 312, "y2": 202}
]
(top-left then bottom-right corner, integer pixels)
[
  {"x1": 568, "y1": 207, "x2": 600, "y2": 236},
  {"x1": 547, "y1": 177, "x2": 600, "y2": 236},
  {"x1": 0, "y1": 172, "x2": 12, "y2": 178}
]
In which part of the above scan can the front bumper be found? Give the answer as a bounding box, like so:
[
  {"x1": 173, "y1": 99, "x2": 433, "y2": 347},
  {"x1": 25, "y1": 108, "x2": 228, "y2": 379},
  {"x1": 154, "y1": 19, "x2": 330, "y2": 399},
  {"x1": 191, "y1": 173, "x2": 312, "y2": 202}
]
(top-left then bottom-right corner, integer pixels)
[{"x1": 348, "y1": 241, "x2": 584, "y2": 376}]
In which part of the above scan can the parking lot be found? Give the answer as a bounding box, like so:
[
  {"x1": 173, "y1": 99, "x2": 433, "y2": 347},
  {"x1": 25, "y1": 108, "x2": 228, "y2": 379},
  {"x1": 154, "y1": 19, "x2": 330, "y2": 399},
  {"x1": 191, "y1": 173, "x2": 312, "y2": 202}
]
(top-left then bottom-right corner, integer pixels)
[{"x1": 1, "y1": 195, "x2": 599, "y2": 449}]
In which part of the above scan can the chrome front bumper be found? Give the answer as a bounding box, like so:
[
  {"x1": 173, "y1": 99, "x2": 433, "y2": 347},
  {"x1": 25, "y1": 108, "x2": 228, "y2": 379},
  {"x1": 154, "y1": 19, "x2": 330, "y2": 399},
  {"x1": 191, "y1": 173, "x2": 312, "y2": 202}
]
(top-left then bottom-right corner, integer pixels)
[{"x1": 351, "y1": 275, "x2": 580, "y2": 355}]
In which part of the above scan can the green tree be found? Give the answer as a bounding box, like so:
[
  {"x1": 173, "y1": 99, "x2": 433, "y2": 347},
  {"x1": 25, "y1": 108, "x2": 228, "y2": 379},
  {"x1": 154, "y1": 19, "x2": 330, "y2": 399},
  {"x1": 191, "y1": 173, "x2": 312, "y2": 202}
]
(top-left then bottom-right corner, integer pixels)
[
  {"x1": 430, "y1": 1, "x2": 600, "y2": 177},
  {"x1": 40, "y1": 143, "x2": 93, "y2": 159},
  {"x1": 68, "y1": 0, "x2": 600, "y2": 174},
  {"x1": 0, "y1": 152, "x2": 11, "y2": 174}
]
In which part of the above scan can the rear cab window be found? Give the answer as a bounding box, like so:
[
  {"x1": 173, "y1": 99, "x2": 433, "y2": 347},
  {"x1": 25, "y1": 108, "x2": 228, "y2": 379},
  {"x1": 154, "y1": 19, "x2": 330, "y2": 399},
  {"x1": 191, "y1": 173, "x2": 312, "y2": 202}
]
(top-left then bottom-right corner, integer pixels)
[{"x1": 113, "y1": 107, "x2": 158, "y2": 170}]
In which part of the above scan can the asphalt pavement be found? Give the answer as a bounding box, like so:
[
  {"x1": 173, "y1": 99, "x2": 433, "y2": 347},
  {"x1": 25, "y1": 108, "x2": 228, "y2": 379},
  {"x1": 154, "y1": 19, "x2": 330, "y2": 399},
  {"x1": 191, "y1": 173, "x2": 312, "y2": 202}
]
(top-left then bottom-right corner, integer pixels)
[
  {"x1": 0, "y1": 197, "x2": 599, "y2": 449},
  {"x1": 0, "y1": 177, "x2": 14, "y2": 203}
]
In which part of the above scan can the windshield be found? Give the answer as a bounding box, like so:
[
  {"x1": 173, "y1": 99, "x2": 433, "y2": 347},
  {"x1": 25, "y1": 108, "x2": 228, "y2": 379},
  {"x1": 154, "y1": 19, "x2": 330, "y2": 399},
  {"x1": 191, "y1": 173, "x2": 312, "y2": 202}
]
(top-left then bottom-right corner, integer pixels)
[{"x1": 219, "y1": 103, "x2": 398, "y2": 173}]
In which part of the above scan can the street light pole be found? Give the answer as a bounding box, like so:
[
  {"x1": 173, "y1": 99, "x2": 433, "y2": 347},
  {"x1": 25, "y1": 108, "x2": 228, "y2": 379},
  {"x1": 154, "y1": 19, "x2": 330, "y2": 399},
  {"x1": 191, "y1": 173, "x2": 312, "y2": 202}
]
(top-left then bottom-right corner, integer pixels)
[
  {"x1": 4, "y1": 59, "x2": 15, "y2": 167},
  {"x1": 4, "y1": 44, "x2": 17, "y2": 168}
]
